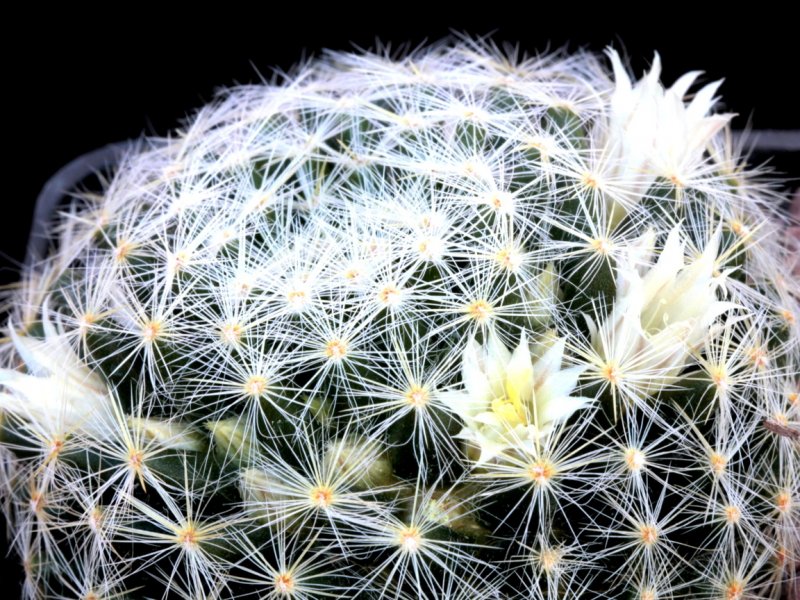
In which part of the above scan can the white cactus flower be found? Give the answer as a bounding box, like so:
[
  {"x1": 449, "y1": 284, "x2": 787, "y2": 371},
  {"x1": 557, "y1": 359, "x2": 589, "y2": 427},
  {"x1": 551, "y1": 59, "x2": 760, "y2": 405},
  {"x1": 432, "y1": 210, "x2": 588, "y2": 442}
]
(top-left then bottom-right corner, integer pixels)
[
  {"x1": 441, "y1": 329, "x2": 591, "y2": 464},
  {"x1": 590, "y1": 224, "x2": 738, "y2": 403},
  {"x1": 0, "y1": 303, "x2": 111, "y2": 439},
  {"x1": 596, "y1": 49, "x2": 733, "y2": 221}
]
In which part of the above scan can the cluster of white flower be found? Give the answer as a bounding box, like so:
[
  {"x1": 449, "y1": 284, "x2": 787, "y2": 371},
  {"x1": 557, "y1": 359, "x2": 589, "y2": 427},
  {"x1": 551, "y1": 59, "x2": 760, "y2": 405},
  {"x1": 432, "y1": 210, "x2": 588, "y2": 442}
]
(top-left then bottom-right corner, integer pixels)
[{"x1": 1, "y1": 39, "x2": 797, "y2": 599}]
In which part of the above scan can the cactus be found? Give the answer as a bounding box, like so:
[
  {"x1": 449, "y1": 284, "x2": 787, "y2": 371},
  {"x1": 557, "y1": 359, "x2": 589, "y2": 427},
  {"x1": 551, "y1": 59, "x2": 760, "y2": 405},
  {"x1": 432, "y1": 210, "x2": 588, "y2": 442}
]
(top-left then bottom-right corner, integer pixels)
[{"x1": 1, "y1": 40, "x2": 798, "y2": 599}]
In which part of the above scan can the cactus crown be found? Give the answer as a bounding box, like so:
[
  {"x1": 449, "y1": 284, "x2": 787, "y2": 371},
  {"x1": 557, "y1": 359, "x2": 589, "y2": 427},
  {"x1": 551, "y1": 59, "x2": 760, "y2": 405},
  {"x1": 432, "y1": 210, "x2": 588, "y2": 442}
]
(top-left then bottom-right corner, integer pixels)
[{"x1": 1, "y1": 39, "x2": 798, "y2": 599}]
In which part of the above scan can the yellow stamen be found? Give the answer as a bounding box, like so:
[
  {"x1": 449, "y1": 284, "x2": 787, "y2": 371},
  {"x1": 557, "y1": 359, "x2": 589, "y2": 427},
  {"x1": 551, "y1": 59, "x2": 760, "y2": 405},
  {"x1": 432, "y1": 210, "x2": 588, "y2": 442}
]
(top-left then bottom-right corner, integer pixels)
[
  {"x1": 78, "y1": 312, "x2": 97, "y2": 333},
  {"x1": 128, "y1": 449, "x2": 147, "y2": 490},
  {"x1": 748, "y1": 347, "x2": 769, "y2": 370},
  {"x1": 29, "y1": 490, "x2": 45, "y2": 515},
  {"x1": 171, "y1": 250, "x2": 191, "y2": 272},
  {"x1": 711, "y1": 367, "x2": 728, "y2": 392},
  {"x1": 495, "y1": 247, "x2": 520, "y2": 271},
  {"x1": 730, "y1": 220, "x2": 748, "y2": 237},
  {"x1": 343, "y1": 267, "x2": 361, "y2": 281},
  {"x1": 88, "y1": 507, "x2": 103, "y2": 532}
]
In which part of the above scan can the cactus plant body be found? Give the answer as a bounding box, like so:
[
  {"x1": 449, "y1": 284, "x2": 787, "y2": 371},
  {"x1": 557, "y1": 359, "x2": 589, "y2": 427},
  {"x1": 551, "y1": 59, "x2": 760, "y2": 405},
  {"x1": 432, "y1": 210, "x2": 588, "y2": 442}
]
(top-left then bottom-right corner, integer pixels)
[{"x1": 1, "y1": 39, "x2": 798, "y2": 599}]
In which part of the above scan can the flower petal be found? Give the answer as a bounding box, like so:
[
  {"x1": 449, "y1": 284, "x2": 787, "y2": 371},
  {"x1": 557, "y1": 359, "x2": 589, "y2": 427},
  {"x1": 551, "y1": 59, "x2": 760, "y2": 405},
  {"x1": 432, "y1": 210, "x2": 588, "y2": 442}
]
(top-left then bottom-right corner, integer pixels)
[
  {"x1": 532, "y1": 337, "x2": 567, "y2": 387},
  {"x1": 539, "y1": 394, "x2": 594, "y2": 425},
  {"x1": 504, "y1": 332, "x2": 534, "y2": 409},
  {"x1": 461, "y1": 337, "x2": 492, "y2": 402},
  {"x1": 484, "y1": 328, "x2": 511, "y2": 398},
  {"x1": 438, "y1": 391, "x2": 488, "y2": 422}
]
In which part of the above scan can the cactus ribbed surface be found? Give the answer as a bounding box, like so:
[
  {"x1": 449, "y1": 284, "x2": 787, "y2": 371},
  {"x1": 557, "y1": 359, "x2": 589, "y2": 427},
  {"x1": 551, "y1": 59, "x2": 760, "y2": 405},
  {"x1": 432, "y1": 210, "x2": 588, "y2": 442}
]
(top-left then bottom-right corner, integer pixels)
[{"x1": 1, "y1": 40, "x2": 798, "y2": 599}]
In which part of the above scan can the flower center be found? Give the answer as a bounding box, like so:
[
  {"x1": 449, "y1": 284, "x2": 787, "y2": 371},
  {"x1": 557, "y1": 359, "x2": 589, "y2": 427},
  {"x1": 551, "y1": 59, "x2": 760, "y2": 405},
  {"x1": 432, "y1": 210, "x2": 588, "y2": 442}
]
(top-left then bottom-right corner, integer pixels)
[
  {"x1": 491, "y1": 396, "x2": 527, "y2": 427},
  {"x1": 343, "y1": 267, "x2": 361, "y2": 281},
  {"x1": 47, "y1": 438, "x2": 64, "y2": 462},
  {"x1": 29, "y1": 490, "x2": 45, "y2": 515},
  {"x1": 748, "y1": 347, "x2": 769, "y2": 370},
  {"x1": 88, "y1": 507, "x2": 103, "y2": 532},
  {"x1": 114, "y1": 239, "x2": 136, "y2": 263}
]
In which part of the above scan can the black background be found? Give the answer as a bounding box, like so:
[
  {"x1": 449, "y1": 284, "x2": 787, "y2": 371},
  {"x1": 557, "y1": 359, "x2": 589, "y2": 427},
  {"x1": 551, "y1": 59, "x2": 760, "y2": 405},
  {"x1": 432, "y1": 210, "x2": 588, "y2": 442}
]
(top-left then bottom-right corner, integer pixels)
[{"x1": 2, "y1": 11, "x2": 798, "y2": 594}]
